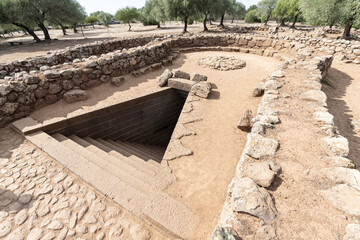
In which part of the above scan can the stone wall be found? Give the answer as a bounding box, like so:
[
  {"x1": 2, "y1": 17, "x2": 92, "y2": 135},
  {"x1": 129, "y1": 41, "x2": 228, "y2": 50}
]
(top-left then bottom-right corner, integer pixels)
[
  {"x1": 0, "y1": 36, "x2": 166, "y2": 78},
  {"x1": 0, "y1": 33, "x2": 326, "y2": 127}
]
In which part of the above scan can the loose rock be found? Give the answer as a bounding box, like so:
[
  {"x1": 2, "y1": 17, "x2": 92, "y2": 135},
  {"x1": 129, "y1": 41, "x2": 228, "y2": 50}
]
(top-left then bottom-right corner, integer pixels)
[
  {"x1": 232, "y1": 177, "x2": 277, "y2": 220},
  {"x1": 237, "y1": 109, "x2": 253, "y2": 132},
  {"x1": 244, "y1": 134, "x2": 279, "y2": 159},
  {"x1": 63, "y1": 89, "x2": 87, "y2": 104},
  {"x1": 158, "y1": 69, "x2": 173, "y2": 87}
]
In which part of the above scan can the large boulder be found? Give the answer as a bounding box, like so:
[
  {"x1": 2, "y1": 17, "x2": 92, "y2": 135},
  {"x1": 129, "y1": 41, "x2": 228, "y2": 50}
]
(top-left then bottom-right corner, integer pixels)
[
  {"x1": 190, "y1": 82, "x2": 212, "y2": 98},
  {"x1": 63, "y1": 89, "x2": 87, "y2": 104},
  {"x1": 232, "y1": 177, "x2": 277, "y2": 220},
  {"x1": 158, "y1": 69, "x2": 173, "y2": 87}
]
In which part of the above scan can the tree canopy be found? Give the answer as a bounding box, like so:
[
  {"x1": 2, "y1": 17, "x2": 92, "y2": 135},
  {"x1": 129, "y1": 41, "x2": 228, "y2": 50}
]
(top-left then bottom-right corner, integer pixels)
[
  {"x1": 300, "y1": 0, "x2": 360, "y2": 38},
  {"x1": 115, "y1": 7, "x2": 140, "y2": 31},
  {"x1": 257, "y1": 0, "x2": 277, "y2": 25}
]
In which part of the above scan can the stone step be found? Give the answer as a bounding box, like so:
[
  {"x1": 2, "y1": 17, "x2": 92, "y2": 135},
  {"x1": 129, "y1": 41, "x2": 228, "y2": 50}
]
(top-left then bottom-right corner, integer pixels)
[
  {"x1": 95, "y1": 138, "x2": 160, "y2": 174},
  {"x1": 84, "y1": 136, "x2": 160, "y2": 176},
  {"x1": 114, "y1": 140, "x2": 156, "y2": 162},
  {"x1": 27, "y1": 131, "x2": 148, "y2": 216},
  {"x1": 130, "y1": 142, "x2": 164, "y2": 161},
  {"x1": 26, "y1": 131, "x2": 199, "y2": 239},
  {"x1": 107, "y1": 140, "x2": 160, "y2": 170},
  {"x1": 128, "y1": 142, "x2": 162, "y2": 161},
  {"x1": 68, "y1": 135, "x2": 155, "y2": 194}
]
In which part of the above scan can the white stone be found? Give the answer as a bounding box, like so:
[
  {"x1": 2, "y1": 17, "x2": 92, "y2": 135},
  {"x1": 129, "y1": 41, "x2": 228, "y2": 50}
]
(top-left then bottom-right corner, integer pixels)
[
  {"x1": 232, "y1": 177, "x2": 277, "y2": 220},
  {"x1": 344, "y1": 224, "x2": 360, "y2": 240},
  {"x1": 27, "y1": 228, "x2": 42, "y2": 240},
  {"x1": 321, "y1": 167, "x2": 360, "y2": 187},
  {"x1": 244, "y1": 134, "x2": 279, "y2": 159},
  {"x1": 0, "y1": 220, "x2": 11, "y2": 237},
  {"x1": 320, "y1": 184, "x2": 360, "y2": 216},
  {"x1": 242, "y1": 162, "x2": 276, "y2": 188},
  {"x1": 14, "y1": 209, "x2": 28, "y2": 225},
  {"x1": 299, "y1": 90, "x2": 327, "y2": 106},
  {"x1": 321, "y1": 136, "x2": 349, "y2": 157}
]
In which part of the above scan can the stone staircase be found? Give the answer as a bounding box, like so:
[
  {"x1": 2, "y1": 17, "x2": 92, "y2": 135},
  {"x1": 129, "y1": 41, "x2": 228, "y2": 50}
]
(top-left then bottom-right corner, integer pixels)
[{"x1": 44, "y1": 133, "x2": 199, "y2": 239}]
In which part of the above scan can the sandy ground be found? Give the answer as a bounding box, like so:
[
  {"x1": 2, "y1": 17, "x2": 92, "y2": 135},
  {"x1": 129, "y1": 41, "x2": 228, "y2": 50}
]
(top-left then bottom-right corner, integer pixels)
[
  {"x1": 164, "y1": 52, "x2": 279, "y2": 239},
  {"x1": 324, "y1": 60, "x2": 360, "y2": 169}
]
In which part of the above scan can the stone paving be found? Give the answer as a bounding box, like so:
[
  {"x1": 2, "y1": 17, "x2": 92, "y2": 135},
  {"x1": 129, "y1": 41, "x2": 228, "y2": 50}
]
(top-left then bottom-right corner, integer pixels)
[{"x1": 0, "y1": 127, "x2": 162, "y2": 240}]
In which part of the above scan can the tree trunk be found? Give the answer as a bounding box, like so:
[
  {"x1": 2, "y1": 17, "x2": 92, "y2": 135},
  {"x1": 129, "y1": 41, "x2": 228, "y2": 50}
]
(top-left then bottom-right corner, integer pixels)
[
  {"x1": 279, "y1": 19, "x2": 286, "y2": 26},
  {"x1": 290, "y1": 14, "x2": 299, "y2": 29},
  {"x1": 12, "y1": 22, "x2": 41, "y2": 42},
  {"x1": 329, "y1": 20, "x2": 335, "y2": 29},
  {"x1": 231, "y1": 17, "x2": 235, "y2": 23},
  {"x1": 209, "y1": 20, "x2": 213, "y2": 25},
  {"x1": 342, "y1": 19, "x2": 353, "y2": 39},
  {"x1": 265, "y1": 15, "x2": 270, "y2": 25},
  {"x1": 183, "y1": 16, "x2": 188, "y2": 33},
  {"x1": 38, "y1": 22, "x2": 51, "y2": 41},
  {"x1": 220, "y1": 14, "x2": 225, "y2": 27},
  {"x1": 128, "y1": 22, "x2": 131, "y2": 31},
  {"x1": 203, "y1": 14, "x2": 208, "y2": 31},
  {"x1": 157, "y1": 22, "x2": 161, "y2": 28},
  {"x1": 92, "y1": 24, "x2": 95, "y2": 29},
  {"x1": 60, "y1": 24, "x2": 67, "y2": 36},
  {"x1": 73, "y1": 24, "x2": 78, "y2": 33}
]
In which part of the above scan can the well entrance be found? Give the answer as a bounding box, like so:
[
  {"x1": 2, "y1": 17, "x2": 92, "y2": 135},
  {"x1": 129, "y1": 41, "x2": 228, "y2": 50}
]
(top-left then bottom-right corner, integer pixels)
[{"x1": 39, "y1": 88, "x2": 187, "y2": 163}]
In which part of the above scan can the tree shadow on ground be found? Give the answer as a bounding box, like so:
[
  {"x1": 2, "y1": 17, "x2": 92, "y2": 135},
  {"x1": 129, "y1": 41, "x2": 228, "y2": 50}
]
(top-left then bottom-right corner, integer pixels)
[
  {"x1": 0, "y1": 189, "x2": 33, "y2": 212},
  {"x1": 323, "y1": 67, "x2": 360, "y2": 169}
]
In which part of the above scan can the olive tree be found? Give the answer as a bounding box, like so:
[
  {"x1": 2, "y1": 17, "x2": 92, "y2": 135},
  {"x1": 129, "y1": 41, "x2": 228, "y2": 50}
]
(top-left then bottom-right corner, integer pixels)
[
  {"x1": 115, "y1": 7, "x2": 140, "y2": 31},
  {"x1": 300, "y1": 0, "x2": 360, "y2": 38},
  {"x1": 164, "y1": 0, "x2": 197, "y2": 33},
  {"x1": 257, "y1": 0, "x2": 278, "y2": 25}
]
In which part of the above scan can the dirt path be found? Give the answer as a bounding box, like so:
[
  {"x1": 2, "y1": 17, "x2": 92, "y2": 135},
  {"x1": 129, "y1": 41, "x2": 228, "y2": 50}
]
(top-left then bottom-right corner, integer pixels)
[
  {"x1": 324, "y1": 60, "x2": 360, "y2": 169},
  {"x1": 164, "y1": 52, "x2": 279, "y2": 239}
]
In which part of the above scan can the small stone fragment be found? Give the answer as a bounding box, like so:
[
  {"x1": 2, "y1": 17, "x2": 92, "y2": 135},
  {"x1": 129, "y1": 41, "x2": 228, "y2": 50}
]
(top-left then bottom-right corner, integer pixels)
[
  {"x1": 237, "y1": 109, "x2": 253, "y2": 132},
  {"x1": 111, "y1": 76, "x2": 125, "y2": 87},
  {"x1": 211, "y1": 227, "x2": 237, "y2": 240},
  {"x1": 63, "y1": 89, "x2": 87, "y2": 104},
  {"x1": 158, "y1": 69, "x2": 173, "y2": 87},
  {"x1": 192, "y1": 73, "x2": 207, "y2": 82},
  {"x1": 174, "y1": 70, "x2": 190, "y2": 80}
]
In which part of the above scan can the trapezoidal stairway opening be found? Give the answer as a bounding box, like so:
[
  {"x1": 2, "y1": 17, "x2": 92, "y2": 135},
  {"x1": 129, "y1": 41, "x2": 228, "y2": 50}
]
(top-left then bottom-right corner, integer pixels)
[{"x1": 42, "y1": 88, "x2": 188, "y2": 163}]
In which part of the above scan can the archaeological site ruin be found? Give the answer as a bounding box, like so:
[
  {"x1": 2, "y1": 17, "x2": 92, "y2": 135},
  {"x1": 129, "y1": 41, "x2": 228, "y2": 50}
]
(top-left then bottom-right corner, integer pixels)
[{"x1": 0, "y1": 23, "x2": 360, "y2": 240}]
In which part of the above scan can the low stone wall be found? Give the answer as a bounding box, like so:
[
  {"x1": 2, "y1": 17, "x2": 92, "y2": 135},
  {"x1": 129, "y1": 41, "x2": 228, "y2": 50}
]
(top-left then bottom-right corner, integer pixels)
[
  {"x1": 0, "y1": 35, "x2": 166, "y2": 78},
  {"x1": 211, "y1": 52, "x2": 336, "y2": 239},
  {"x1": 0, "y1": 33, "x2": 303, "y2": 127}
]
